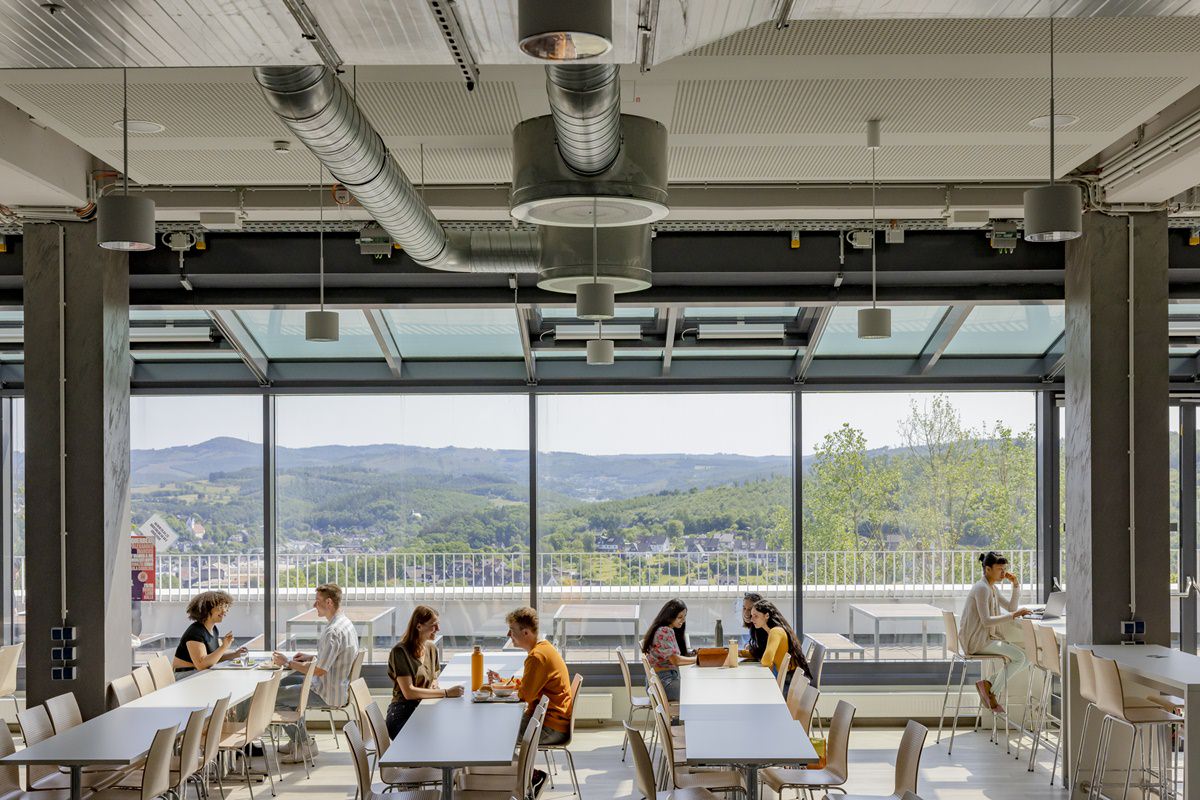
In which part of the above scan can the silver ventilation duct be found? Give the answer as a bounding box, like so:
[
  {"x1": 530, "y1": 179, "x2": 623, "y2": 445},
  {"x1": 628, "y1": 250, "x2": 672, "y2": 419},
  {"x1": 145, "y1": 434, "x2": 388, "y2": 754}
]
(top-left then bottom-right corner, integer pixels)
[
  {"x1": 545, "y1": 64, "x2": 621, "y2": 176},
  {"x1": 538, "y1": 224, "x2": 652, "y2": 293},
  {"x1": 254, "y1": 65, "x2": 537, "y2": 274}
]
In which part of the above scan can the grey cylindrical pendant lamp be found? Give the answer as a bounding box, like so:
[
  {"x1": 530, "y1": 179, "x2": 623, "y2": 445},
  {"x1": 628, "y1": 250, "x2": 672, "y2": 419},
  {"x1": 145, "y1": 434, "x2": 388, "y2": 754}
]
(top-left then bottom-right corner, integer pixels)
[
  {"x1": 586, "y1": 337, "x2": 614, "y2": 365},
  {"x1": 305, "y1": 309, "x2": 340, "y2": 342},
  {"x1": 1023, "y1": 183, "x2": 1082, "y2": 242},
  {"x1": 97, "y1": 194, "x2": 156, "y2": 251},
  {"x1": 857, "y1": 307, "x2": 891, "y2": 340},
  {"x1": 576, "y1": 281, "x2": 615, "y2": 320}
]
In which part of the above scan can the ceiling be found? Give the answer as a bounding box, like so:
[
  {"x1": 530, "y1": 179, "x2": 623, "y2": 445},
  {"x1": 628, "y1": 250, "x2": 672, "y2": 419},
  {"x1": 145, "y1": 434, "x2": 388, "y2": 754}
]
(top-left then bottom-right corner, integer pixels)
[{"x1": 0, "y1": 6, "x2": 1198, "y2": 197}]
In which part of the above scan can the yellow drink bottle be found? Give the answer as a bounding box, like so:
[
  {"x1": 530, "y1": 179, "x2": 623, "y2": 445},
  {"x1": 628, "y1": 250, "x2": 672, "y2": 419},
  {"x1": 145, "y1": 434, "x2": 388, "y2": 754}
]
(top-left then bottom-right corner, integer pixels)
[{"x1": 471, "y1": 645, "x2": 484, "y2": 692}]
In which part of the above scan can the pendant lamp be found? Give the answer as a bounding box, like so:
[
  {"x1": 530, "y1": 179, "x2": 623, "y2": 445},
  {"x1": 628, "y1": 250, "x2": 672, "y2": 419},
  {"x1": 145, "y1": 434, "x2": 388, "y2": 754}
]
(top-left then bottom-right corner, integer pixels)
[
  {"x1": 98, "y1": 68, "x2": 156, "y2": 251},
  {"x1": 577, "y1": 197, "x2": 615, "y2": 321},
  {"x1": 518, "y1": 0, "x2": 612, "y2": 61},
  {"x1": 1023, "y1": 10, "x2": 1082, "y2": 242},
  {"x1": 857, "y1": 119, "x2": 891, "y2": 340},
  {"x1": 306, "y1": 164, "x2": 339, "y2": 342}
]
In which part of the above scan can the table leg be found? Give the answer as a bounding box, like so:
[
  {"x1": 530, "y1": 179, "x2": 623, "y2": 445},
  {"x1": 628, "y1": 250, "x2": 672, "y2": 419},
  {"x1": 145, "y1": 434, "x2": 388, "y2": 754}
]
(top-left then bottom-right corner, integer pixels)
[
  {"x1": 366, "y1": 622, "x2": 374, "y2": 663},
  {"x1": 848, "y1": 610, "x2": 855, "y2": 649},
  {"x1": 69, "y1": 765, "x2": 81, "y2": 800},
  {"x1": 922, "y1": 621, "x2": 929, "y2": 661},
  {"x1": 745, "y1": 764, "x2": 758, "y2": 800},
  {"x1": 441, "y1": 767, "x2": 454, "y2": 800},
  {"x1": 874, "y1": 620, "x2": 881, "y2": 662}
]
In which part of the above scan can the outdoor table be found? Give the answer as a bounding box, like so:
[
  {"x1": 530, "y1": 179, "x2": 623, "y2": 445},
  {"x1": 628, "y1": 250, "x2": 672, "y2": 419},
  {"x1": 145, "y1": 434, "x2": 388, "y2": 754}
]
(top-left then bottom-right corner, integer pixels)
[
  {"x1": 285, "y1": 605, "x2": 397, "y2": 662},
  {"x1": 1, "y1": 705, "x2": 202, "y2": 800},
  {"x1": 848, "y1": 602, "x2": 948, "y2": 660},
  {"x1": 551, "y1": 603, "x2": 640, "y2": 658},
  {"x1": 380, "y1": 650, "x2": 526, "y2": 800},
  {"x1": 679, "y1": 662, "x2": 817, "y2": 800}
]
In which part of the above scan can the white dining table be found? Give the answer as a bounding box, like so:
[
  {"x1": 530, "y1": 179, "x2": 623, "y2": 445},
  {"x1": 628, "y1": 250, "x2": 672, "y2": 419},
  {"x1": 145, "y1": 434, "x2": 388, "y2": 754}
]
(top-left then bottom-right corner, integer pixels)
[
  {"x1": 380, "y1": 650, "x2": 528, "y2": 800},
  {"x1": 125, "y1": 664, "x2": 279, "y2": 708},
  {"x1": 679, "y1": 662, "x2": 817, "y2": 800},
  {"x1": 1, "y1": 705, "x2": 203, "y2": 800},
  {"x1": 848, "y1": 603, "x2": 947, "y2": 661}
]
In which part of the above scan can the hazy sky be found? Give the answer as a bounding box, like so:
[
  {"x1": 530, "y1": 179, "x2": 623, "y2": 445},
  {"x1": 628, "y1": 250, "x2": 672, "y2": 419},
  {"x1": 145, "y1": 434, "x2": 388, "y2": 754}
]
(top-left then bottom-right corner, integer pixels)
[{"x1": 54, "y1": 391, "x2": 1046, "y2": 457}]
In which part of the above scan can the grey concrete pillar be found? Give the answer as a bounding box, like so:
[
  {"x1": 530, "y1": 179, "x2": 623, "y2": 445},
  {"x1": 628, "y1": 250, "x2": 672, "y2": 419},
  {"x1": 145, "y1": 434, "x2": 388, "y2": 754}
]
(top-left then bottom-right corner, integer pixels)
[
  {"x1": 1064, "y1": 210, "x2": 1169, "y2": 647},
  {"x1": 23, "y1": 222, "x2": 131, "y2": 717}
]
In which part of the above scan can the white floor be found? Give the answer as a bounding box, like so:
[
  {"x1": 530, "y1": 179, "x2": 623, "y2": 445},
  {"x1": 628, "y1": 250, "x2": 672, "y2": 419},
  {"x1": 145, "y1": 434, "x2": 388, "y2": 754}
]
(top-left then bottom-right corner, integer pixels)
[{"x1": 223, "y1": 722, "x2": 1070, "y2": 800}]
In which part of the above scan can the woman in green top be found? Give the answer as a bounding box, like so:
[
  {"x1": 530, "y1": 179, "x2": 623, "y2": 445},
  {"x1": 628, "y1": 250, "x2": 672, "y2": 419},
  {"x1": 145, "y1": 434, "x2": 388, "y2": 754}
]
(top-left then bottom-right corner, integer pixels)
[{"x1": 386, "y1": 605, "x2": 464, "y2": 737}]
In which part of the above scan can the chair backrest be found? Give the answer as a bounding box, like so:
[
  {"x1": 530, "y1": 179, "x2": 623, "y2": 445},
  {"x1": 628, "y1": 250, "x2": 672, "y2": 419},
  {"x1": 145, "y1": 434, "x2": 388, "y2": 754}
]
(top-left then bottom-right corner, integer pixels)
[
  {"x1": 1017, "y1": 618, "x2": 1041, "y2": 668},
  {"x1": 110, "y1": 674, "x2": 141, "y2": 708},
  {"x1": 1034, "y1": 624, "x2": 1062, "y2": 677},
  {"x1": 176, "y1": 708, "x2": 207, "y2": 789},
  {"x1": 132, "y1": 666, "x2": 155, "y2": 696},
  {"x1": 785, "y1": 671, "x2": 809, "y2": 718},
  {"x1": 825, "y1": 700, "x2": 857, "y2": 781},
  {"x1": 348, "y1": 677, "x2": 372, "y2": 725},
  {"x1": 514, "y1": 697, "x2": 548, "y2": 800},
  {"x1": 293, "y1": 663, "x2": 316, "y2": 717},
  {"x1": 0, "y1": 717, "x2": 21, "y2": 793},
  {"x1": 201, "y1": 695, "x2": 232, "y2": 769},
  {"x1": 148, "y1": 654, "x2": 176, "y2": 690},
  {"x1": 0, "y1": 643, "x2": 22, "y2": 696},
  {"x1": 140, "y1": 724, "x2": 181, "y2": 800},
  {"x1": 17, "y1": 704, "x2": 58, "y2": 788},
  {"x1": 244, "y1": 672, "x2": 283, "y2": 740},
  {"x1": 349, "y1": 649, "x2": 366, "y2": 685},
  {"x1": 45, "y1": 692, "x2": 82, "y2": 733},
  {"x1": 1075, "y1": 648, "x2": 1097, "y2": 704},
  {"x1": 776, "y1": 652, "x2": 791, "y2": 690},
  {"x1": 651, "y1": 698, "x2": 678, "y2": 786},
  {"x1": 1091, "y1": 655, "x2": 1128, "y2": 719},
  {"x1": 363, "y1": 701, "x2": 392, "y2": 761},
  {"x1": 564, "y1": 673, "x2": 584, "y2": 738},
  {"x1": 808, "y1": 641, "x2": 827, "y2": 688},
  {"x1": 616, "y1": 648, "x2": 636, "y2": 702},
  {"x1": 893, "y1": 719, "x2": 929, "y2": 798},
  {"x1": 795, "y1": 685, "x2": 821, "y2": 733},
  {"x1": 942, "y1": 612, "x2": 963, "y2": 657},
  {"x1": 623, "y1": 721, "x2": 658, "y2": 800},
  {"x1": 345, "y1": 721, "x2": 374, "y2": 800}
]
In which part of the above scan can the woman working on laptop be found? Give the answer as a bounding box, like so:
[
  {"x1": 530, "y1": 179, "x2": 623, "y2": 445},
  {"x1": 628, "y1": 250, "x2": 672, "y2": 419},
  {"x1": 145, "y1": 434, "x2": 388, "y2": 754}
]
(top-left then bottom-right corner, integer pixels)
[{"x1": 960, "y1": 551, "x2": 1032, "y2": 713}]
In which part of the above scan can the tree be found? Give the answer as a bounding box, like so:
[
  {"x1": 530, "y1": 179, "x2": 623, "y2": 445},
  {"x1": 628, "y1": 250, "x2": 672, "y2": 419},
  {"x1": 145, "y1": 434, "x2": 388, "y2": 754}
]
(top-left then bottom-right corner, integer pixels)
[{"x1": 804, "y1": 424, "x2": 894, "y2": 554}]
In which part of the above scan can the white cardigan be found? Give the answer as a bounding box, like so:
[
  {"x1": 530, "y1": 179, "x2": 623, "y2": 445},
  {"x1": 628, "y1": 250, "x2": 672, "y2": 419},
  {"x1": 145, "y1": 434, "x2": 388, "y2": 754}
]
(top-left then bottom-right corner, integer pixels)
[{"x1": 958, "y1": 578, "x2": 1021, "y2": 655}]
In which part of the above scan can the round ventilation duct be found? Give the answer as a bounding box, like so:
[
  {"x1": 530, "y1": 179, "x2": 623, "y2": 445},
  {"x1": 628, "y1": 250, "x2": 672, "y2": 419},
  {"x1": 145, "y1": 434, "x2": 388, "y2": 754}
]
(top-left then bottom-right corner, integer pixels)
[
  {"x1": 518, "y1": 0, "x2": 612, "y2": 61},
  {"x1": 511, "y1": 115, "x2": 668, "y2": 227},
  {"x1": 537, "y1": 224, "x2": 652, "y2": 294}
]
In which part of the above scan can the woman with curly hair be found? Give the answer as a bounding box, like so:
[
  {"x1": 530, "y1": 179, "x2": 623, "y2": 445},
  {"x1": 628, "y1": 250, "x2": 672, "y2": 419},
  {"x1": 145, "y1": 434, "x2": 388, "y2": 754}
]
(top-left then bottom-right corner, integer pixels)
[{"x1": 172, "y1": 590, "x2": 247, "y2": 672}]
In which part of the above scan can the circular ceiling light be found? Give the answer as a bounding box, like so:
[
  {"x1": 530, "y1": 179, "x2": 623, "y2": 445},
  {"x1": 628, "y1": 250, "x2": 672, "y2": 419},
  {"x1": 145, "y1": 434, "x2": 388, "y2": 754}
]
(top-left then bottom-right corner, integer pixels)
[
  {"x1": 113, "y1": 119, "x2": 165, "y2": 134},
  {"x1": 518, "y1": 0, "x2": 612, "y2": 61},
  {"x1": 1028, "y1": 114, "x2": 1079, "y2": 129}
]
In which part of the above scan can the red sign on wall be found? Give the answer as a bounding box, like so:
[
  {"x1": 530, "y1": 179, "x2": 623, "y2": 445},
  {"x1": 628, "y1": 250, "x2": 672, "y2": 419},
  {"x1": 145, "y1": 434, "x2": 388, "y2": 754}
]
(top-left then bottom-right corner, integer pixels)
[{"x1": 131, "y1": 536, "x2": 156, "y2": 601}]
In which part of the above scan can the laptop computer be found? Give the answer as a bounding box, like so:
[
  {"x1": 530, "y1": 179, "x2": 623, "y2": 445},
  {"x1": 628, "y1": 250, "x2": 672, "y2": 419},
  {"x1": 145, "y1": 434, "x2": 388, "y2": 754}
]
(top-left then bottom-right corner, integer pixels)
[{"x1": 1026, "y1": 591, "x2": 1066, "y2": 620}]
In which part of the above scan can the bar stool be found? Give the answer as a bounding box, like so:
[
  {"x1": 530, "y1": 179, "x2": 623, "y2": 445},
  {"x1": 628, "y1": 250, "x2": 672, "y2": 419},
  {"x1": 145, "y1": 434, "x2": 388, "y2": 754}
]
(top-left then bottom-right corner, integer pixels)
[
  {"x1": 1090, "y1": 655, "x2": 1182, "y2": 800},
  {"x1": 1016, "y1": 618, "x2": 1046, "y2": 760},
  {"x1": 1027, "y1": 624, "x2": 1063, "y2": 782},
  {"x1": 936, "y1": 610, "x2": 1012, "y2": 755}
]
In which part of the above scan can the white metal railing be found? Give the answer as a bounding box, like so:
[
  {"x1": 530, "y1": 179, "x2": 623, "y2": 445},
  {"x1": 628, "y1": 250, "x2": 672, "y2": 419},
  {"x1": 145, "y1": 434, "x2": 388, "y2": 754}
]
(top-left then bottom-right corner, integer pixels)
[{"x1": 8, "y1": 548, "x2": 1049, "y2": 603}]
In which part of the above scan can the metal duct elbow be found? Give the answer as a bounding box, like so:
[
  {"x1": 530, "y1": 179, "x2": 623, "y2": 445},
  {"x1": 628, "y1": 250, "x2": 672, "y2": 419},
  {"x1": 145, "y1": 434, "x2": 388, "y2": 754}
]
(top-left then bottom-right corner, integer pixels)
[
  {"x1": 254, "y1": 65, "x2": 538, "y2": 274},
  {"x1": 545, "y1": 63, "x2": 622, "y2": 175}
]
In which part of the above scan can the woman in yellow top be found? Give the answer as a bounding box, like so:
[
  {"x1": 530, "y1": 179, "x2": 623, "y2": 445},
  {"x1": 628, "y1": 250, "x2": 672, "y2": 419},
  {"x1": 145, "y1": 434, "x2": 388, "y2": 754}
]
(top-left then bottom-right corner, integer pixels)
[{"x1": 749, "y1": 600, "x2": 813, "y2": 697}]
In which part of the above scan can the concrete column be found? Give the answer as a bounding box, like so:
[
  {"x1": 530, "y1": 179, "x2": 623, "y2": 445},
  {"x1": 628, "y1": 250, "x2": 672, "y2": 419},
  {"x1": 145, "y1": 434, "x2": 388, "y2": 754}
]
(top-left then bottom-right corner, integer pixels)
[
  {"x1": 23, "y1": 222, "x2": 131, "y2": 717},
  {"x1": 1064, "y1": 210, "x2": 1169, "y2": 648}
]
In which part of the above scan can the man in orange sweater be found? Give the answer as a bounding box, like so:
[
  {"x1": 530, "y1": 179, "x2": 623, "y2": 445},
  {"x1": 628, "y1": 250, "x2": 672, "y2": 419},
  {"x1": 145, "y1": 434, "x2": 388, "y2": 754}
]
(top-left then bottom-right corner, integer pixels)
[{"x1": 491, "y1": 606, "x2": 572, "y2": 745}]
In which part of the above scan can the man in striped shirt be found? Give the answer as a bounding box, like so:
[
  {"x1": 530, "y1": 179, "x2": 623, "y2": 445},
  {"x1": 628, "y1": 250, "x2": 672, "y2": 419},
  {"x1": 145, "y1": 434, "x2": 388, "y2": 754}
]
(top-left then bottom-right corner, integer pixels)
[{"x1": 273, "y1": 583, "x2": 360, "y2": 762}]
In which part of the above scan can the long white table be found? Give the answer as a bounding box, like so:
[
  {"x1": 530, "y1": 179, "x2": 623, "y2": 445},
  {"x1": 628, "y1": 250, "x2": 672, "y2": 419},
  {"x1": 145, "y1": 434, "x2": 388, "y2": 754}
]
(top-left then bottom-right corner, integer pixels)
[
  {"x1": 1, "y1": 705, "x2": 202, "y2": 800},
  {"x1": 380, "y1": 650, "x2": 527, "y2": 800},
  {"x1": 679, "y1": 662, "x2": 817, "y2": 800}
]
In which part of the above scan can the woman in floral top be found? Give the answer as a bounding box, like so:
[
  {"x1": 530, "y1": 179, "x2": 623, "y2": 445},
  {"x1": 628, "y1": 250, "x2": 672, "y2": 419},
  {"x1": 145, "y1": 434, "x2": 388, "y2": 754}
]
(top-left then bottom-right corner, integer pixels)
[{"x1": 641, "y1": 598, "x2": 696, "y2": 701}]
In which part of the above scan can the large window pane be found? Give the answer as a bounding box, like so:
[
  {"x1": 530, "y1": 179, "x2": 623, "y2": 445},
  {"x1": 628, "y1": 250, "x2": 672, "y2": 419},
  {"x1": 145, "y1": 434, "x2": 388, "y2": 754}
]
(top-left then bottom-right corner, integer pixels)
[
  {"x1": 536, "y1": 393, "x2": 794, "y2": 663},
  {"x1": 801, "y1": 391, "x2": 1037, "y2": 662},
  {"x1": 12, "y1": 399, "x2": 23, "y2": 647},
  {"x1": 274, "y1": 395, "x2": 529, "y2": 662},
  {"x1": 130, "y1": 396, "x2": 264, "y2": 661}
]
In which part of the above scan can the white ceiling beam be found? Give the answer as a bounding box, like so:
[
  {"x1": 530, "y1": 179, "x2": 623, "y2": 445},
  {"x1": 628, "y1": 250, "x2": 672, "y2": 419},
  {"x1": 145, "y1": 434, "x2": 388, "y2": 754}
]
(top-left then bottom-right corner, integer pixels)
[
  {"x1": 0, "y1": 98, "x2": 88, "y2": 206},
  {"x1": 363, "y1": 309, "x2": 403, "y2": 378}
]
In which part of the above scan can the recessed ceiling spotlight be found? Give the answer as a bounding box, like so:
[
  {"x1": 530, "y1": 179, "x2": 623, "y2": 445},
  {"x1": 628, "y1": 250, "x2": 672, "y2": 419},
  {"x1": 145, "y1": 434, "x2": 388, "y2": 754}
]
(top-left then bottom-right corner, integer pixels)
[
  {"x1": 272, "y1": 140, "x2": 292, "y2": 154},
  {"x1": 1028, "y1": 114, "x2": 1079, "y2": 129},
  {"x1": 112, "y1": 119, "x2": 165, "y2": 134}
]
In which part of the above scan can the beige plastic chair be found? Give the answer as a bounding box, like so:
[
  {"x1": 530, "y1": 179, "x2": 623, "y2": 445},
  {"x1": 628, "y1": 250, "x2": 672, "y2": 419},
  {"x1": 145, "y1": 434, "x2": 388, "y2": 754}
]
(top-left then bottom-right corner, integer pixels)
[
  {"x1": 454, "y1": 697, "x2": 548, "y2": 800},
  {"x1": 838, "y1": 720, "x2": 928, "y2": 800},
  {"x1": 90, "y1": 723, "x2": 179, "y2": 800},
  {"x1": 362, "y1": 700, "x2": 440, "y2": 790},
  {"x1": 172, "y1": 708, "x2": 206, "y2": 800},
  {"x1": 623, "y1": 721, "x2": 715, "y2": 800},
  {"x1": 45, "y1": 693, "x2": 83, "y2": 733},
  {"x1": 147, "y1": 655, "x2": 175, "y2": 690},
  {"x1": 17, "y1": 704, "x2": 126, "y2": 793},
  {"x1": 775, "y1": 652, "x2": 791, "y2": 692},
  {"x1": 345, "y1": 720, "x2": 439, "y2": 800},
  {"x1": 761, "y1": 700, "x2": 856, "y2": 799},
  {"x1": 348, "y1": 678, "x2": 376, "y2": 763},
  {"x1": 270, "y1": 666, "x2": 316, "y2": 778},
  {"x1": 218, "y1": 671, "x2": 282, "y2": 800},
  {"x1": 1027, "y1": 623, "x2": 1064, "y2": 781},
  {"x1": 109, "y1": 675, "x2": 140, "y2": 709},
  {"x1": 131, "y1": 667, "x2": 155, "y2": 698},
  {"x1": 313, "y1": 648, "x2": 365, "y2": 749},
  {"x1": 786, "y1": 677, "x2": 820, "y2": 734},
  {"x1": 539, "y1": 674, "x2": 584, "y2": 797},
  {"x1": 198, "y1": 695, "x2": 232, "y2": 800},
  {"x1": 0, "y1": 720, "x2": 55, "y2": 800},
  {"x1": 936, "y1": 610, "x2": 1011, "y2": 754},
  {"x1": 807, "y1": 640, "x2": 827, "y2": 689},
  {"x1": 0, "y1": 643, "x2": 22, "y2": 724},
  {"x1": 652, "y1": 696, "x2": 746, "y2": 797},
  {"x1": 1090, "y1": 655, "x2": 1183, "y2": 800},
  {"x1": 617, "y1": 648, "x2": 654, "y2": 762}
]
